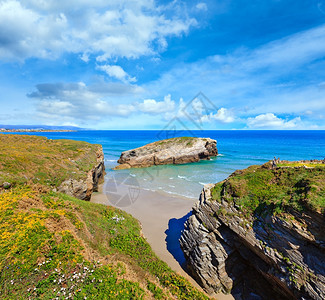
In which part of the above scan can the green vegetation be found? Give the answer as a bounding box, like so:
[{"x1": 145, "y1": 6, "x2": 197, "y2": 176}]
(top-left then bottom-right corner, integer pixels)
[
  {"x1": 0, "y1": 134, "x2": 208, "y2": 299},
  {"x1": 0, "y1": 134, "x2": 100, "y2": 187},
  {"x1": 277, "y1": 161, "x2": 325, "y2": 168},
  {"x1": 147, "y1": 280, "x2": 164, "y2": 299},
  {"x1": 211, "y1": 162, "x2": 325, "y2": 217},
  {"x1": 155, "y1": 137, "x2": 201, "y2": 148}
]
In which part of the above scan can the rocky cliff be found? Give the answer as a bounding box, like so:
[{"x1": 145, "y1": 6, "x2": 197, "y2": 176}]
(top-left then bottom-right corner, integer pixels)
[
  {"x1": 180, "y1": 161, "x2": 325, "y2": 300},
  {"x1": 114, "y1": 137, "x2": 218, "y2": 169},
  {"x1": 58, "y1": 146, "x2": 105, "y2": 200}
]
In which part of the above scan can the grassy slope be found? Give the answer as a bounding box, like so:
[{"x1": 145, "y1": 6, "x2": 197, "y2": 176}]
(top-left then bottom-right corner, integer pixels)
[
  {"x1": 211, "y1": 161, "x2": 325, "y2": 217},
  {"x1": 0, "y1": 135, "x2": 208, "y2": 300},
  {"x1": 153, "y1": 137, "x2": 208, "y2": 148},
  {"x1": 0, "y1": 134, "x2": 100, "y2": 187}
]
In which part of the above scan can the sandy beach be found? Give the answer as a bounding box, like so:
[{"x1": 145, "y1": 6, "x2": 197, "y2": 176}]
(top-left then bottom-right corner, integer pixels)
[{"x1": 91, "y1": 180, "x2": 233, "y2": 300}]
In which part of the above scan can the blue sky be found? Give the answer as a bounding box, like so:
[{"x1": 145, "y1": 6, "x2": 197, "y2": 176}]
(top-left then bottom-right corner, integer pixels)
[{"x1": 0, "y1": 0, "x2": 325, "y2": 129}]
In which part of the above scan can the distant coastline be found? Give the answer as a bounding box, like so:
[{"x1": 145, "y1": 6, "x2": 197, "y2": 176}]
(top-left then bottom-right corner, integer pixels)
[{"x1": 0, "y1": 128, "x2": 76, "y2": 133}]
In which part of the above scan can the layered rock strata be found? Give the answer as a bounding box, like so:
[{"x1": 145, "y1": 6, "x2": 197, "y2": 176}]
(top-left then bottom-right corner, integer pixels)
[{"x1": 180, "y1": 163, "x2": 325, "y2": 300}]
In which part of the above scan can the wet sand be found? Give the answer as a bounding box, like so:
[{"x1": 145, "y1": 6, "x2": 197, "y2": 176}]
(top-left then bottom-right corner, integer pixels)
[{"x1": 91, "y1": 183, "x2": 233, "y2": 300}]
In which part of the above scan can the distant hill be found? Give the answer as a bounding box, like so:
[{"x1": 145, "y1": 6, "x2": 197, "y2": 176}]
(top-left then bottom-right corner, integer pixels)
[{"x1": 0, "y1": 124, "x2": 84, "y2": 130}]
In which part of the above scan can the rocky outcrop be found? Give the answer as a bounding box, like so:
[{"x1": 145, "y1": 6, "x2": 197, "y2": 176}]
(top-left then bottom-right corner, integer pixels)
[
  {"x1": 114, "y1": 137, "x2": 217, "y2": 169},
  {"x1": 180, "y1": 163, "x2": 325, "y2": 300},
  {"x1": 58, "y1": 146, "x2": 105, "y2": 200}
]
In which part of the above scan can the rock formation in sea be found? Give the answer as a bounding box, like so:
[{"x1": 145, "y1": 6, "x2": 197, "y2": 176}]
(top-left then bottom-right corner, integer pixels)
[
  {"x1": 180, "y1": 161, "x2": 325, "y2": 300},
  {"x1": 58, "y1": 146, "x2": 105, "y2": 200},
  {"x1": 114, "y1": 137, "x2": 218, "y2": 169}
]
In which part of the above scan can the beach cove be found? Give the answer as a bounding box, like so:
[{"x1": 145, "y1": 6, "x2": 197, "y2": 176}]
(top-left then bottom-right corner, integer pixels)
[{"x1": 5, "y1": 130, "x2": 325, "y2": 299}]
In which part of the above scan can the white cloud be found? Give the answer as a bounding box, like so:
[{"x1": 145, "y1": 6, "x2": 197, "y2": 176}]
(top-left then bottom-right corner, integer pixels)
[
  {"x1": 137, "y1": 94, "x2": 175, "y2": 114},
  {"x1": 28, "y1": 82, "x2": 178, "y2": 123},
  {"x1": 246, "y1": 113, "x2": 302, "y2": 129},
  {"x1": 160, "y1": 94, "x2": 235, "y2": 126},
  {"x1": 38, "y1": 100, "x2": 74, "y2": 116},
  {"x1": 196, "y1": 3, "x2": 207, "y2": 11},
  {"x1": 0, "y1": 0, "x2": 68, "y2": 60},
  {"x1": 201, "y1": 108, "x2": 235, "y2": 123},
  {"x1": 96, "y1": 64, "x2": 136, "y2": 82},
  {"x1": 28, "y1": 82, "x2": 140, "y2": 121},
  {"x1": 304, "y1": 110, "x2": 313, "y2": 116},
  {"x1": 0, "y1": 0, "x2": 197, "y2": 62},
  {"x1": 80, "y1": 52, "x2": 90, "y2": 63},
  {"x1": 191, "y1": 97, "x2": 205, "y2": 114},
  {"x1": 28, "y1": 84, "x2": 235, "y2": 127},
  {"x1": 243, "y1": 25, "x2": 325, "y2": 71}
]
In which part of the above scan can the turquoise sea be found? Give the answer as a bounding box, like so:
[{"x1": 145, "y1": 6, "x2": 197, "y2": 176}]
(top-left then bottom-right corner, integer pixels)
[{"x1": 12, "y1": 130, "x2": 325, "y2": 199}]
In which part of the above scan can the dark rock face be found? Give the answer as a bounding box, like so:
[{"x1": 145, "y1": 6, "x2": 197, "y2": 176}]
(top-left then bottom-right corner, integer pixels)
[
  {"x1": 114, "y1": 137, "x2": 218, "y2": 169},
  {"x1": 180, "y1": 182, "x2": 325, "y2": 300},
  {"x1": 58, "y1": 146, "x2": 105, "y2": 200}
]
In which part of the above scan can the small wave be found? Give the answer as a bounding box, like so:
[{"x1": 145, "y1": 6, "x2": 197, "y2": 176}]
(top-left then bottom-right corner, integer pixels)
[
  {"x1": 131, "y1": 184, "x2": 197, "y2": 199},
  {"x1": 169, "y1": 177, "x2": 174, "y2": 179},
  {"x1": 105, "y1": 159, "x2": 117, "y2": 162},
  {"x1": 168, "y1": 184, "x2": 176, "y2": 188},
  {"x1": 199, "y1": 182, "x2": 208, "y2": 186},
  {"x1": 177, "y1": 175, "x2": 191, "y2": 181},
  {"x1": 217, "y1": 154, "x2": 224, "y2": 157},
  {"x1": 129, "y1": 173, "x2": 136, "y2": 177},
  {"x1": 159, "y1": 189, "x2": 197, "y2": 199}
]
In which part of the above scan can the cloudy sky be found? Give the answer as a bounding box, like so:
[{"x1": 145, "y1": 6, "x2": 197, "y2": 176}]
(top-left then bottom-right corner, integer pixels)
[{"x1": 1, "y1": 0, "x2": 325, "y2": 129}]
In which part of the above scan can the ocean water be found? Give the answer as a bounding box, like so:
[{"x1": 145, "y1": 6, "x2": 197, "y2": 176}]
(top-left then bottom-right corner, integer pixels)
[{"x1": 9, "y1": 130, "x2": 325, "y2": 199}]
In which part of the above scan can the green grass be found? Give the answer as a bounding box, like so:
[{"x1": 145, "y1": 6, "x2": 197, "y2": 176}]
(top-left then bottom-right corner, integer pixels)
[
  {"x1": 0, "y1": 134, "x2": 101, "y2": 188},
  {"x1": 211, "y1": 162, "x2": 325, "y2": 217},
  {"x1": 0, "y1": 186, "x2": 208, "y2": 299},
  {"x1": 71, "y1": 195, "x2": 209, "y2": 300},
  {"x1": 147, "y1": 280, "x2": 164, "y2": 299},
  {"x1": 277, "y1": 161, "x2": 325, "y2": 168},
  {"x1": 155, "y1": 137, "x2": 202, "y2": 148}
]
